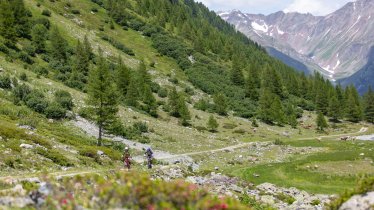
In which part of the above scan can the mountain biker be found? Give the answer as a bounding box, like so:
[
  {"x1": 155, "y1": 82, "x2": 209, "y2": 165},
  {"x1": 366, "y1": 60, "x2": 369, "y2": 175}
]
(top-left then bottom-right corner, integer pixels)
[
  {"x1": 123, "y1": 147, "x2": 131, "y2": 170},
  {"x1": 145, "y1": 147, "x2": 153, "y2": 169}
]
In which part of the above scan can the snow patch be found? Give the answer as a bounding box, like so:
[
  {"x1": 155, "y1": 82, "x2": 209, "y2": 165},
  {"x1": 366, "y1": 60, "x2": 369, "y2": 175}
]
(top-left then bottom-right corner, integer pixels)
[
  {"x1": 322, "y1": 65, "x2": 334, "y2": 74},
  {"x1": 333, "y1": 60, "x2": 340, "y2": 70},
  {"x1": 251, "y1": 21, "x2": 269, "y2": 33},
  {"x1": 353, "y1": 2, "x2": 356, "y2": 11},
  {"x1": 218, "y1": 11, "x2": 230, "y2": 16},
  {"x1": 277, "y1": 27, "x2": 285, "y2": 35}
]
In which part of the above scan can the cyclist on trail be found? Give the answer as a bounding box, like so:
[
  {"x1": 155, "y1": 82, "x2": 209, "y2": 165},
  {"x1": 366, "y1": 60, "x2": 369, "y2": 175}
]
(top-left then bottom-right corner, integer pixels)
[
  {"x1": 145, "y1": 147, "x2": 153, "y2": 169},
  {"x1": 123, "y1": 147, "x2": 131, "y2": 170}
]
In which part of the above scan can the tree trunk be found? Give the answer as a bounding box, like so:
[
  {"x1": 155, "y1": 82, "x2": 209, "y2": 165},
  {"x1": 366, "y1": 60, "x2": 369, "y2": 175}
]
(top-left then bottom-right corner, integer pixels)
[{"x1": 98, "y1": 123, "x2": 102, "y2": 146}]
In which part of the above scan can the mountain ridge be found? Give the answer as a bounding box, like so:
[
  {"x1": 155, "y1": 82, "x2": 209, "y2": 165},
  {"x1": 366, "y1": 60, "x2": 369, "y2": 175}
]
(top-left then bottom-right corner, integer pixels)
[{"x1": 219, "y1": 0, "x2": 374, "y2": 92}]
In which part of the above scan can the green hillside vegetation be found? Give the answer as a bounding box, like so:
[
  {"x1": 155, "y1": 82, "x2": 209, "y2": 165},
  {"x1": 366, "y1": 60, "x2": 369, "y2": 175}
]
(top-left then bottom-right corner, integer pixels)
[{"x1": 0, "y1": 0, "x2": 374, "y2": 209}]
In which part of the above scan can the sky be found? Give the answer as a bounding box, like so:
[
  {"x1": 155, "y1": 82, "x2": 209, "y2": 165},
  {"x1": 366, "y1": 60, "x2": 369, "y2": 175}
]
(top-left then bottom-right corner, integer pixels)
[{"x1": 197, "y1": 0, "x2": 354, "y2": 16}]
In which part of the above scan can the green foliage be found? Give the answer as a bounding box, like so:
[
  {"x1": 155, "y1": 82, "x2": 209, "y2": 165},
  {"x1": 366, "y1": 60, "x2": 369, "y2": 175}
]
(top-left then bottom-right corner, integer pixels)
[
  {"x1": 54, "y1": 90, "x2": 73, "y2": 110},
  {"x1": 207, "y1": 115, "x2": 219, "y2": 132},
  {"x1": 258, "y1": 88, "x2": 285, "y2": 125},
  {"x1": 101, "y1": 34, "x2": 134, "y2": 56},
  {"x1": 86, "y1": 52, "x2": 118, "y2": 145},
  {"x1": 35, "y1": 148, "x2": 73, "y2": 167},
  {"x1": 363, "y1": 86, "x2": 374, "y2": 123},
  {"x1": 41, "y1": 9, "x2": 51, "y2": 17},
  {"x1": 316, "y1": 112, "x2": 328, "y2": 131},
  {"x1": 274, "y1": 139, "x2": 285, "y2": 146},
  {"x1": 25, "y1": 91, "x2": 49, "y2": 114},
  {"x1": 275, "y1": 193, "x2": 296, "y2": 205},
  {"x1": 345, "y1": 85, "x2": 363, "y2": 122},
  {"x1": 31, "y1": 24, "x2": 48, "y2": 53},
  {"x1": 45, "y1": 102, "x2": 66, "y2": 119},
  {"x1": 213, "y1": 93, "x2": 228, "y2": 116},
  {"x1": 0, "y1": 74, "x2": 12, "y2": 89}
]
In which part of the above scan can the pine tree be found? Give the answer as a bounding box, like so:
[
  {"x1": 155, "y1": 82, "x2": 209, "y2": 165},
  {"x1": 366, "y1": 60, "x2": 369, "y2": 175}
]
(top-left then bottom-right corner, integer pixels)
[
  {"x1": 126, "y1": 75, "x2": 139, "y2": 107},
  {"x1": 143, "y1": 84, "x2": 158, "y2": 117},
  {"x1": 258, "y1": 88, "x2": 285, "y2": 125},
  {"x1": 178, "y1": 94, "x2": 191, "y2": 126},
  {"x1": 316, "y1": 111, "x2": 328, "y2": 131},
  {"x1": 83, "y1": 35, "x2": 93, "y2": 60},
  {"x1": 245, "y1": 64, "x2": 259, "y2": 100},
  {"x1": 0, "y1": 0, "x2": 17, "y2": 46},
  {"x1": 115, "y1": 58, "x2": 131, "y2": 98},
  {"x1": 73, "y1": 40, "x2": 90, "y2": 76},
  {"x1": 345, "y1": 86, "x2": 363, "y2": 122},
  {"x1": 168, "y1": 87, "x2": 180, "y2": 117},
  {"x1": 364, "y1": 86, "x2": 374, "y2": 123},
  {"x1": 49, "y1": 27, "x2": 68, "y2": 63},
  {"x1": 328, "y1": 93, "x2": 341, "y2": 122},
  {"x1": 31, "y1": 24, "x2": 48, "y2": 53},
  {"x1": 207, "y1": 115, "x2": 219, "y2": 132},
  {"x1": 231, "y1": 58, "x2": 244, "y2": 86},
  {"x1": 11, "y1": 0, "x2": 30, "y2": 38},
  {"x1": 86, "y1": 52, "x2": 118, "y2": 146},
  {"x1": 213, "y1": 93, "x2": 228, "y2": 116}
]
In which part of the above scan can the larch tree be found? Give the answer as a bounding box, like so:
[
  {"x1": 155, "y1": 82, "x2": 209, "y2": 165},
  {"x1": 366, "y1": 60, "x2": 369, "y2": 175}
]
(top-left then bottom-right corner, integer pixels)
[
  {"x1": 364, "y1": 86, "x2": 374, "y2": 123},
  {"x1": 86, "y1": 51, "x2": 119, "y2": 146}
]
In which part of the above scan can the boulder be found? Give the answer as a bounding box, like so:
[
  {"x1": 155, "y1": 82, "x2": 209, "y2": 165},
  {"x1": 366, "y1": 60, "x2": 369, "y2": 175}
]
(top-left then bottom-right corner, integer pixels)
[
  {"x1": 20, "y1": 144, "x2": 34, "y2": 149},
  {"x1": 339, "y1": 191, "x2": 374, "y2": 210},
  {"x1": 97, "y1": 150, "x2": 104, "y2": 156}
]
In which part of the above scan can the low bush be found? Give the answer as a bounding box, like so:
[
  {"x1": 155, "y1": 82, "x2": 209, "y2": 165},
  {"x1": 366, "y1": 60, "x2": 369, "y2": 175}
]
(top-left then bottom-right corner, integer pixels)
[
  {"x1": 45, "y1": 102, "x2": 66, "y2": 119},
  {"x1": 42, "y1": 9, "x2": 51, "y2": 17},
  {"x1": 0, "y1": 74, "x2": 11, "y2": 89},
  {"x1": 54, "y1": 90, "x2": 73, "y2": 110},
  {"x1": 35, "y1": 148, "x2": 73, "y2": 167}
]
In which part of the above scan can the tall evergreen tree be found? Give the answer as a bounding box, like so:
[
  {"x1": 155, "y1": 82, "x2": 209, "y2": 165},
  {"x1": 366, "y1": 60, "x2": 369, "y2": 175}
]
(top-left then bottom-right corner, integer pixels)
[
  {"x1": 316, "y1": 111, "x2": 328, "y2": 131},
  {"x1": 49, "y1": 27, "x2": 68, "y2": 63},
  {"x1": 142, "y1": 84, "x2": 158, "y2": 117},
  {"x1": 178, "y1": 94, "x2": 191, "y2": 126},
  {"x1": 168, "y1": 87, "x2": 180, "y2": 117},
  {"x1": 207, "y1": 115, "x2": 219, "y2": 132},
  {"x1": 0, "y1": 0, "x2": 16, "y2": 46},
  {"x1": 73, "y1": 39, "x2": 90, "y2": 76},
  {"x1": 115, "y1": 58, "x2": 131, "y2": 98},
  {"x1": 126, "y1": 75, "x2": 139, "y2": 107},
  {"x1": 213, "y1": 92, "x2": 228, "y2": 116},
  {"x1": 11, "y1": 0, "x2": 30, "y2": 38},
  {"x1": 258, "y1": 88, "x2": 285, "y2": 125},
  {"x1": 231, "y1": 58, "x2": 244, "y2": 86},
  {"x1": 86, "y1": 52, "x2": 118, "y2": 146},
  {"x1": 245, "y1": 64, "x2": 259, "y2": 100},
  {"x1": 31, "y1": 24, "x2": 48, "y2": 53},
  {"x1": 345, "y1": 86, "x2": 363, "y2": 122},
  {"x1": 328, "y1": 92, "x2": 342, "y2": 122},
  {"x1": 364, "y1": 86, "x2": 374, "y2": 123}
]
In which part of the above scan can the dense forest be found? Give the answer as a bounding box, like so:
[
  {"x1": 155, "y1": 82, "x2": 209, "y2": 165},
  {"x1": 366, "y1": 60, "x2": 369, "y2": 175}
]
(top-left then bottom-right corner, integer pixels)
[{"x1": 0, "y1": 0, "x2": 373, "y2": 138}]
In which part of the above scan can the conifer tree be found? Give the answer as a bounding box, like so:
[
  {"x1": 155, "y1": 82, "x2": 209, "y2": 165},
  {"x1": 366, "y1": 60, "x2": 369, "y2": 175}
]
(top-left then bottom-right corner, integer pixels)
[
  {"x1": 363, "y1": 86, "x2": 374, "y2": 123},
  {"x1": 316, "y1": 111, "x2": 328, "y2": 131},
  {"x1": 143, "y1": 84, "x2": 158, "y2": 117},
  {"x1": 345, "y1": 86, "x2": 363, "y2": 122},
  {"x1": 178, "y1": 94, "x2": 191, "y2": 126},
  {"x1": 86, "y1": 51, "x2": 118, "y2": 146},
  {"x1": 231, "y1": 58, "x2": 244, "y2": 86},
  {"x1": 245, "y1": 64, "x2": 259, "y2": 100},
  {"x1": 168, "y1": 87, "x2": 180, "y2": 117},
  {"x1": 258, "y1": 88, "x2": 285, "y2": 125},
  {"x1": 73, "y1": 40, "x2": 90, "y2": 76},
  {"x1": 126, "y1": 76, "x2": 139, "y2": 107},
  {"x1": 83, "y1": 35, "x2": 93, "y2": 60},
  {"x1": 31, "y1": 24, "x2": 48, "y2": 53},
  {"x1": 11, "y1": 0, "x2": 30, "y2": 38},
  {"x1": 115, "y1": 58, "x2": 131, "y2": 98},
  {"x1": 328, "y1": 93, "x2": 341, "y2": 122},
  {"x1": 207, "y1": 115, "x2": 219, "y2": 132},
  {"x1": 213, "y1": 92, "x2": 228, "y2": 116},
  {"x1": 49, "y1": 27, "x2": 68, "y2": 63},
  {"x1": 0, "y1": 0, "x2": 16, "y2": 46}
]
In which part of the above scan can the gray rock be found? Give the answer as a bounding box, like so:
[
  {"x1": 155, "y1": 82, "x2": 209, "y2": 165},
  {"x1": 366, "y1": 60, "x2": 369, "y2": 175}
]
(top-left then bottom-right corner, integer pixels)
[
  {"x1": 97, "y1": 150, "x2": 104, "y2": 156},
  {"x1": 339, "y1": 191, "x2": 374, "y2": 210},
  {"x1": 20, "y1": 144, "x2": 34, "y2": 149}
]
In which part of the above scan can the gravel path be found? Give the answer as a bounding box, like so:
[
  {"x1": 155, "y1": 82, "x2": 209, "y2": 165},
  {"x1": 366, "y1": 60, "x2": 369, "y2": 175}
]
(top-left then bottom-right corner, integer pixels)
[{"x1": 72, "y1": 116, "x2": 192, "y2": 164}]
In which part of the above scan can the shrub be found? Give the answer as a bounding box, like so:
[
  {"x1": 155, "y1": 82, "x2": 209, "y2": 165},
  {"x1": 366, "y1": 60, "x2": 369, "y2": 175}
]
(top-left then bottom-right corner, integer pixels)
[
  {"x1": 275, "y1": 193, "x2": 296, "y2": 205},
  {"x1": 12, "y1": 84, "x2": 31, "y2": 103},
  {"x1": 45, "y1": 102, "x2": 66, "y2": 119},
  {"x1": 91, "y1": 8, "x2": 98, "y2": 13},
  {"x1": 222, "y1": 123, "x2": 237, "y2": 129},
  {"x1": 274, "y1": 139, "x2": 285, "y2": 145},
  {"x1": 71, "y1": 9, "x2": 80, "y2": 15},
  {"x1": 100, "y1": 35, "x2": 135, "y2": 56},
  {"x1": 54, "y1": 90, "x2": 73, "y2": 110},
  {"x1": 34, "y1": 18, "x2": 51, "y2": 29},
  {"x1": 42, "y1": 9, "x2": 51, "y2": 17},
  {"x1": 35, "y1": 148, "x2": 73, "y2": 166},
  {"x1": 0, "y1": 74, "x2": 12, "y2": 89},
  {"x1": 133, "y1": 122, "x2": 148, "y2": 134},
  {"x1": 157, "y1": 87, "x2": 168, "y2": 98},
  {"x1": 25, "y1": 91, "x2": 49, "y2": 113},
  {"x1": 20, "y1": 72, "x2": 28, "y2": 81}
]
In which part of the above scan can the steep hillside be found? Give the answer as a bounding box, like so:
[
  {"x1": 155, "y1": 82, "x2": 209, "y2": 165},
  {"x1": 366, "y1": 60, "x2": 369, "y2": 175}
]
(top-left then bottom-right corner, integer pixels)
[{"x1": 220, "y1": 0, "x2": 374, "y2": 93}]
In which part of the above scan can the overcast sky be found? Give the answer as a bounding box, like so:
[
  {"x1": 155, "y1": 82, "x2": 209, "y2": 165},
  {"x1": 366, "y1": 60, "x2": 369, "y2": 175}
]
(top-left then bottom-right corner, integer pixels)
[{"x1": 197, "y1": 0, "x2": 354, "y2": 16}]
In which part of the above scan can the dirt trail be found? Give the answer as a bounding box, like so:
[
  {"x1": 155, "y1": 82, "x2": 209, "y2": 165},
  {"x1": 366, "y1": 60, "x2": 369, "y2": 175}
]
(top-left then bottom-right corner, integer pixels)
[{"x1": 297, "y1": 127, "x2": 368, "y2": 140}]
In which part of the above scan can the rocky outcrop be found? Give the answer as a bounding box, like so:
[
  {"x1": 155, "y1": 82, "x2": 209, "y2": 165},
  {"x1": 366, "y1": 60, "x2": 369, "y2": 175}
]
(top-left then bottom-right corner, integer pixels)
[{"x1": 339, "y1": 192, "x2": 374, "y2": 210}]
